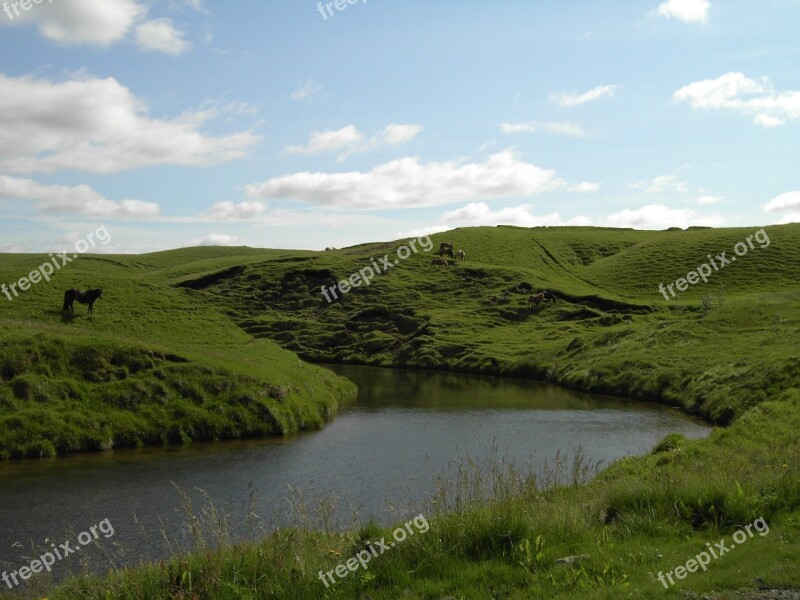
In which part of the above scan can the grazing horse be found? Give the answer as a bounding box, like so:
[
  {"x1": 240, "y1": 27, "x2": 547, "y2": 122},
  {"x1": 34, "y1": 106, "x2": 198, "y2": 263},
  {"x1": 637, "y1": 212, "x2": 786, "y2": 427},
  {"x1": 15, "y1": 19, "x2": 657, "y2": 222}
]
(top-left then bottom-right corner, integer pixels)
[
  {"x1": 542, "y1": 291, "x2": 557, "y2": 303},
  {"x1": 63, "y1": 288, "x2": 103, "y2": 314},
  {"x1": 455, "y1": 249, "x2": 466, "y2": 262},
  {"x1": 438, "y1": 242, "x2": 454, "y2": 259},
  {"x1": 528, "y1": 292, "x2": 545, "y2": 308},
  {"x1": 431, "y1": 258, "x2": 449, "y2": 269}
]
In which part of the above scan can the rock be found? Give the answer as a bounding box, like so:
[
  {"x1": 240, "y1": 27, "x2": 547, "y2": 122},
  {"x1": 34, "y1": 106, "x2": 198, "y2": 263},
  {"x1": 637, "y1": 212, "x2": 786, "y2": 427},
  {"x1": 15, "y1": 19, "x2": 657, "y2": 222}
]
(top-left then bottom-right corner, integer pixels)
[{"x1": 555, "y1": 553, "x2": 590, "y2": 566}]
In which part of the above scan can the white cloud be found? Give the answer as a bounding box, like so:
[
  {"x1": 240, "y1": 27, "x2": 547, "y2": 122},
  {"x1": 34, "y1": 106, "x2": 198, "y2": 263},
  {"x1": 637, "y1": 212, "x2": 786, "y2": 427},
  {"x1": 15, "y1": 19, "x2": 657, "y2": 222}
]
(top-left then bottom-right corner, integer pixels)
[
  {"x1": 0, "y1": 175, "x2": 160, "y2": 218},
  {"x1": 549, "y1": 85, "x2": 618, "y2": 107},
  {"x1": 753, "y1": 114, "x2": 785, "y2": 127},
  {"x1": 188, "y1": 233, "x2": 241, "y2": 247},
  {"x1": 0, "y1": 73, "x2": 259, "y2": 174},
  {"x1": 399, "y1": 203, "x2": 592, "y2": 236},
  {"x1": 0, "y1": 0, "x2": 146, "y2": 46},
  {"x1": 378, "y1": 124, "x2": 423, "y2": 146},
  {"x1": 284, "y1": 124, "x2": 423, "y2": 160},
  {"x1": 764, "y1": 190, "x2": 800, "y2": 223},
  {"x1": 764, "y1": 190, "x2": 800, "y2": 212},
  {"x1": 572, "y1": 182, "x2": 602, "y2": 193},
  {"x1": 285, "y1": 125, "x2": 364, "y2": 155},
  {"x1": 654, "y1": 0, "x2": 711, "y2": 23},
  {"x1": 604, "y1": 204, "x2": 723, "y2": 229},
  {"x1": 500, "y1": 121, "x2": 589, "y2": 138},
  {"x1": 440, "y1": 202, "x2": 591, "y2": 228},
  {"x1": 247, "y1": 149, "x2": 568, "y2": 209},
  {"x1": 203, "y1": 200, "x2": 267, "y2": 220},
  {"x1": 135, "y1": 18, "x2": 190, "y2": 55},
  {"x1": 630, "y1": 174, "x2": 689, "y2": 194},
  {"x1": 290, "y1": 79, "x2": 325, "y2": 102},
  {"x1": 673, "y1": 72, "x2": 800, "y2": 127},
  {"x1": 697, "y1": 195, "x2": 724, "y2": 205},
  {"x1": 0, "y1": 243, "x2": 25, "y2": 253}
]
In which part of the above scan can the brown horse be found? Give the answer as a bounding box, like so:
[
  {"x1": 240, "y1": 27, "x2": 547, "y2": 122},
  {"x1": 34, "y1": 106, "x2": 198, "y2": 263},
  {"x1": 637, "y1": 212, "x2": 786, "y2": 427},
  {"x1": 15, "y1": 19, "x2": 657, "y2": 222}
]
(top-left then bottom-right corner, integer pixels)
[
  {"x1": 431, "y1": 258, "x2": 449, "y2": 269},
  {"x1": 63, "y1": 288, "x2": 103, "y2": 314},
  {"x1": 438, "y1": 242, "x2": 454, "y2": 259},
  {"x1": 528, "y1": 292, "x2": 544, "y2": 308},
  {"x1": 455, "y1": 249, "x2": 466, "y2": 262}
]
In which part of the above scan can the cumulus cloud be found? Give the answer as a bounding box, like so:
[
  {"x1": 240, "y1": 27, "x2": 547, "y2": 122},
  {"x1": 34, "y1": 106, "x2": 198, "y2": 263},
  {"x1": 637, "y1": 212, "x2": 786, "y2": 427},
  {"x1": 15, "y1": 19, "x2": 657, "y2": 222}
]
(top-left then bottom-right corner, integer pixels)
[
  {"x1": 285, "y1": 125, "x2": 364, "y2": 155},
  {"x1": 604, "y1": 204, "x2": 723, "y2": 229},
  {"x1": 0, "y1": 73, "x2": 259, "y2": 174},
  {"x1": 764, "y1": 191, "x2": 800, "y2": 224},
  {"x1": 549, "y1": 85, "x2": 618, "y2": 107},
  {"x1": 187, "y1": 233, "x2": 241, "y2": 247},
  {"x1": 630, "y1": 174, "x2": 689, "y2": 194},
  {"x1": 0, "y1": 175, "x2": 160, "y2": 218},
  {"x1": 697, "y1": 195, "x2": 724, "y2": 205},
  {"x1": 500, "y1": 121, "x2": 589, "y2": 138},
  {"x1": 135, "y1": 18, "x2": 190, "y2": 55},
  {"x1": 673, "y1": 72, "x2": 800, "y2": 127},
  {"x1": 0, "y1": 243, "x2": 25, "y2": 253},
  {"x1": 247, "y1": 149, "x2": 571, "y2": 209},
  {"x1": 654, "y1": 0, "x2": 711, "y2": 23},
  {"x1": 0, "y1": 0, "x2": 146, "y2": 46},
  {"x1": 284, "y1": 124, "x2": 423, "y2": 160}
]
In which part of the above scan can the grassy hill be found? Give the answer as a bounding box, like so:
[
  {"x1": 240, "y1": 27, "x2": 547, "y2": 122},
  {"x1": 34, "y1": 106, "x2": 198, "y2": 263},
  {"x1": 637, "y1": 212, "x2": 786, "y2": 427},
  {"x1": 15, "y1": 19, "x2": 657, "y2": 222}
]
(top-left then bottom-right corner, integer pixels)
[
  {"x1": 0, "y1": 247, "x2": 355, "y2": 459},
  {"x1": 183, "y1": 224, "x2": 800, "y2": 424},
  {"x1": 2, "y1": 224, "x2": 799, "y2": 599}
]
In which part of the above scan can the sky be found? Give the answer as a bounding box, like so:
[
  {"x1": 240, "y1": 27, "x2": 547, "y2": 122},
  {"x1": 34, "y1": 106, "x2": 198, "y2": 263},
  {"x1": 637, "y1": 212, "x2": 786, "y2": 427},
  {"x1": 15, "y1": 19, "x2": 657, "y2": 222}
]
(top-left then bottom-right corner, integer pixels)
[{"x1": 0, "y1": 0, "x2": 798, "y2": 253}]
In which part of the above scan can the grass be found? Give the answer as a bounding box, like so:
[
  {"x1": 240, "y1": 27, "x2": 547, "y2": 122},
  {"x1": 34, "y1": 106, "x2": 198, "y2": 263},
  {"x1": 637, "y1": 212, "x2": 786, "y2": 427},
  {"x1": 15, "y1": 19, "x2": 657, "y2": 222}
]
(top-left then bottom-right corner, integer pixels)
[
  {"x1": 1, "y1": 224, "x2": 798, "y2": 598},
  {"x1": 0, "y1": 247, "x2": 355, "y2": 459}
]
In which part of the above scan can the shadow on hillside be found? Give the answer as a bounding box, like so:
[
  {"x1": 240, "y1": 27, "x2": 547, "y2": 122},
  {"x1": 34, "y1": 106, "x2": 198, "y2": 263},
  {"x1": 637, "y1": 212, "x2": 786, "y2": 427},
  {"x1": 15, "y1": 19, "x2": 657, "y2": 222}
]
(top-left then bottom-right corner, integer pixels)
[{"x1": 44, "y1": 309, "x2": 83, "y2": 324}]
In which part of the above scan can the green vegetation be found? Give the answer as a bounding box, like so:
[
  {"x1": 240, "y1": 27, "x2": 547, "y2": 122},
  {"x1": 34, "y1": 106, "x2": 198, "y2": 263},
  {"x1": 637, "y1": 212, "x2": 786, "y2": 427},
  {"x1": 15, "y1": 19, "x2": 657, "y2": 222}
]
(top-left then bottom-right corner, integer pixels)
[
  {"x1": 202, "y1": 224, "x2": 800, "y2": 423},
  {"x1": 0, "y1": 247, "x2": 355, "y2": 459},
  {"x1": 1, "y1": 224, "x2": 798, "y2": 598}
]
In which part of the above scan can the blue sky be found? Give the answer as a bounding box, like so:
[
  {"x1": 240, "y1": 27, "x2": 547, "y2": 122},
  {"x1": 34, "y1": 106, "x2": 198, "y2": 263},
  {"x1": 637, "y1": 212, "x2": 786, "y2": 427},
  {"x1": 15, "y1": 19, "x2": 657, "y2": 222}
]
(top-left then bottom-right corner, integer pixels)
[{"x1": 0, "y1": 0, "x2": 798, "y2": 253}]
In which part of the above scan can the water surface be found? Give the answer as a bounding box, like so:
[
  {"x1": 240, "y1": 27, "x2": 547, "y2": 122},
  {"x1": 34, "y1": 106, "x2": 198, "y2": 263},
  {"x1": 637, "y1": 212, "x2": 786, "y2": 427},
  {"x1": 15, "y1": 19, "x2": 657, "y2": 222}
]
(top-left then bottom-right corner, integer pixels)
[{"x1": 0, "y1": 365, "x2": 711, "y2": 586}]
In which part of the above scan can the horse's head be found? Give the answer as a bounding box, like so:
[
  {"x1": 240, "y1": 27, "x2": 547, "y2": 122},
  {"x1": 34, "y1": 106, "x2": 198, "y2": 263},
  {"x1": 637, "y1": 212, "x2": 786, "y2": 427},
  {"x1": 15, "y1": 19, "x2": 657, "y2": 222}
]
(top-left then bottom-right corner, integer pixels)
[{"x1": 94, "y1": 289, "x2": 103, "y2": 300}]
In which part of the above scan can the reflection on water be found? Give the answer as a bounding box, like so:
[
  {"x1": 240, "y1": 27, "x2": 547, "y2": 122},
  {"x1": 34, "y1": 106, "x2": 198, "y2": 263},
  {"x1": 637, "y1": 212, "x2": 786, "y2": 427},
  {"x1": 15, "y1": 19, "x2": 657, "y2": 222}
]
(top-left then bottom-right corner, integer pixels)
[{"x1": 0, "y1": 365, "x2": 711, "y2": 584}]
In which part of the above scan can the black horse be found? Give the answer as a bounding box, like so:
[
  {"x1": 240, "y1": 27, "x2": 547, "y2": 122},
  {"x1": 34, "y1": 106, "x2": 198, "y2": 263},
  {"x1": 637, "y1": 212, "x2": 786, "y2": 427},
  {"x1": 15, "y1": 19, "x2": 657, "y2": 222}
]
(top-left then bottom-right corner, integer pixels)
[
  {"x1": 63, "y1": 289, "x2": 103, "y2": 314},
  {"x1": 542, "y1": 291, "x2": 557, "y2": 303}
]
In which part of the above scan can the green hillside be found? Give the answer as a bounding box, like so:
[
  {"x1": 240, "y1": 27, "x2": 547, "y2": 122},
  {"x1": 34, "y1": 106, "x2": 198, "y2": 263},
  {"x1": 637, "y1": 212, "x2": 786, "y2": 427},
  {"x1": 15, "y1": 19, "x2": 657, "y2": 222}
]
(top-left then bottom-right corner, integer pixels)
[
  {"x1": 182, "y1": 224, "x2": 800, "y2": 424},
  {"x1": 0, "y1": 247, "x2": 355, "y2": 459}
]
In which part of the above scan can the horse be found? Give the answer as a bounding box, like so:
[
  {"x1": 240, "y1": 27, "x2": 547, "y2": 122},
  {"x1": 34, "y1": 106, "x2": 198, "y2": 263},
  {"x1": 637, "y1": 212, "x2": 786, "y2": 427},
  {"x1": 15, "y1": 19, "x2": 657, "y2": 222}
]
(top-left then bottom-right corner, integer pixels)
[
  {"x1": 63, "y1": 288, "x2": 103, "y2": 314},
  {"x1": 528, "y1": 292, "x2": 545, "y2": 308},
  {"x1": 542, "y1": 291, "x2": 557, "y2": 303},
  {"x1": 438, "y1": 242, "x2": 454, "y2": 259},
  {"x1": 431, "y1": 258, "x2": 449, "y2": 269},
  {"x1": 455, "y1": 249, "x2": 466, "y2": 262}
]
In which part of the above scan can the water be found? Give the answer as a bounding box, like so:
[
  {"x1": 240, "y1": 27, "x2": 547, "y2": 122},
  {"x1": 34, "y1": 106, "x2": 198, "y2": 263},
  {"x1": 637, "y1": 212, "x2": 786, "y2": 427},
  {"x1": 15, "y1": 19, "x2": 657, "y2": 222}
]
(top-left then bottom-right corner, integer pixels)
[{"x1": 0, "y1": 365, "x2": 710, "y2": 588}]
